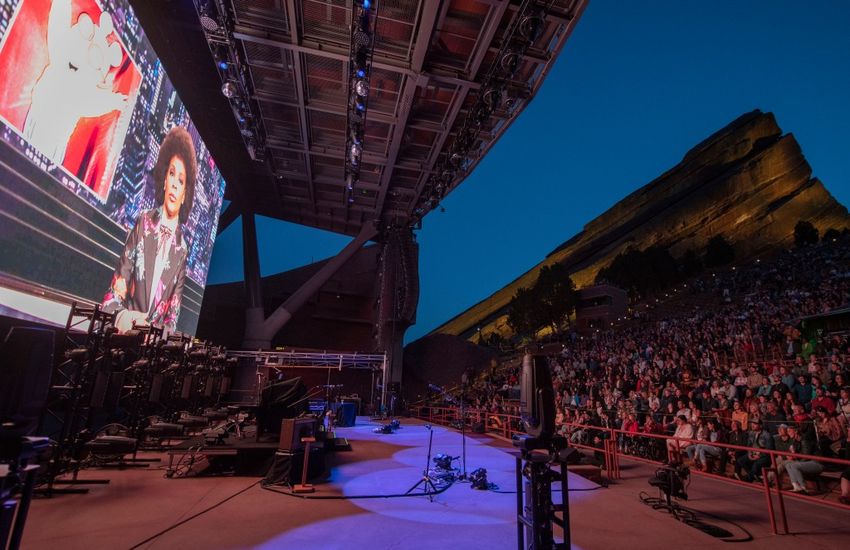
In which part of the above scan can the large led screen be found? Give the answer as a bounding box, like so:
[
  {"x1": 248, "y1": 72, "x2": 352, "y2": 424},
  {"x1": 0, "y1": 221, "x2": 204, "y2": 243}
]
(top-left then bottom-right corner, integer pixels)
[{"x1": 0, "y1": 0, "x2": 226, "y2": 335}]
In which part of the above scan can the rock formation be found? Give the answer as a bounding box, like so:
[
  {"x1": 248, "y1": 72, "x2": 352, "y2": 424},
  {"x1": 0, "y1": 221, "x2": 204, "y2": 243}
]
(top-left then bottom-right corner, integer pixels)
[{"x1": 430, "y1": 110, "x2": 850, "y2": 340}]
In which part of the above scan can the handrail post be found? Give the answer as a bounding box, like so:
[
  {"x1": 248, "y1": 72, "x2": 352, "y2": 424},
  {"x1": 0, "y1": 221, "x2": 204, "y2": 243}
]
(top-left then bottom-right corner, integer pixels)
[
  {"x1": 762, "y1": 469, "x2": 778, "y2": 535},
  {"x1": 769, "y1": 465, "x2": 789, "y2": 534}
]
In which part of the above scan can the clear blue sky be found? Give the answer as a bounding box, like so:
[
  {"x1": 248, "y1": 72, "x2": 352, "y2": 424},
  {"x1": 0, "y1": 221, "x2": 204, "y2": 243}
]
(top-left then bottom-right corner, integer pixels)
[{"x1": 206, "y1": 0, "x2": 850, "y2": 343}]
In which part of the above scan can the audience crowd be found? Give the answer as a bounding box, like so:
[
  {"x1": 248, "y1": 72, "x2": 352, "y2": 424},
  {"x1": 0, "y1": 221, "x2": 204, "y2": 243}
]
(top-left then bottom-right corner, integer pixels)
[{"x1": 449, "y1": 236, "x2": 850, "y2": 501}]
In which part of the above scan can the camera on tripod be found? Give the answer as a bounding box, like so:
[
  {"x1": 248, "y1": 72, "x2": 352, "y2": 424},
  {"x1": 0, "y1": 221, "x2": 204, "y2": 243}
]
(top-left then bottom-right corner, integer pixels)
[{"x1": 648, "y1": 464, "x2": 690, "y2": 501}]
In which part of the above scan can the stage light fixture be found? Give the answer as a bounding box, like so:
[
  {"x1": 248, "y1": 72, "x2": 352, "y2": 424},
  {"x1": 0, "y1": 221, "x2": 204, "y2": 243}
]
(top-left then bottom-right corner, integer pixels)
[
  {"x1": 355, "y1": 79, "x2": 369, "y2": 97},
  {"x1": 217, "y1": 60, "x2": 229, "y2": 70},
  {"x1": 520, "y1": 14, "x2": 545, "y2": 43},
  {"x1": 350, "y1": 143, "x2": 362, "y2": 165},
  {"x1": 501, "y1": 51, "x2": 520, "y2": 74},
  {"x1": 343, "y1": 0, "x2": 375, "y2": 206},
  {"x1": 200, "y1": 14, "x2": 219, "y2": 33},
  {"x1": 221, "y1": 81, "x2": 238, "y2": 98},
  {"x1": 483, "y1": 88, "x2": 502, "y2": 110},
  {"x1": 354, "y1": 30, "x2": 372, "y2": 48},
  {"x1": 350, "y1": 126, "x2": 362, "y2": 144}
]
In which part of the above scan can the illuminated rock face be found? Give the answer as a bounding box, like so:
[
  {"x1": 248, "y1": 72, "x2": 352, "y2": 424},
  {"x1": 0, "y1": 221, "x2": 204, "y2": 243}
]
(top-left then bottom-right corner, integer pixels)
[{"x1": 432, "y1": 110, "x2": 850, "y2": 340}]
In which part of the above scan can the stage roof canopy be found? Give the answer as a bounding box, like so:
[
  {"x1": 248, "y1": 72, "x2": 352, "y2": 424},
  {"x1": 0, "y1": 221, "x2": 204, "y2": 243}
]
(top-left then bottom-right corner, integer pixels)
[{"x1": 132, "y1": 0, "x2": 586, "y2": 236}]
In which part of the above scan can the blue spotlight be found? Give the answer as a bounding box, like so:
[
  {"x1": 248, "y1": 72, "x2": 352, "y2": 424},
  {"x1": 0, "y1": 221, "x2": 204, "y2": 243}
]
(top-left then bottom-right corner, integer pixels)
[
  {"x1": 218, "y1": 61, "x2": 228, "y2": 70},
  {"x1": 356, "y1": 69, "x2": 366, "y2": 78},
  {"x1": 363, "y1": 0, "x2": 371, "y2": 10}
]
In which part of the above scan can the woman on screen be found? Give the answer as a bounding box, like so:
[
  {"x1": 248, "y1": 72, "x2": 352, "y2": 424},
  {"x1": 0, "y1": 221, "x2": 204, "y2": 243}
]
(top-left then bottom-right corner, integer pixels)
[{"x1": 103, "y1": 126, "x2": 197, "y2": 333}]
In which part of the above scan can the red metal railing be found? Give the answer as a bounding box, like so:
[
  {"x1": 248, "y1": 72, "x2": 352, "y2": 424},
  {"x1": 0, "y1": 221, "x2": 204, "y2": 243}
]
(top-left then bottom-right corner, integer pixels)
[{"x1": 413, "y1": 405, "x2": 850, "y2": 534}]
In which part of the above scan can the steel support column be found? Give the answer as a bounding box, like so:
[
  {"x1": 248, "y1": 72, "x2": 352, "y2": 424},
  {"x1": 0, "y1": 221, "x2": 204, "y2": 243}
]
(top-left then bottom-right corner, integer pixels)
[
  {"x1": 241, "y1": 210, "x2": 265, "y2": 347},
  {"x1": 242, "y1": 221, "x2": 378, "y2": 348}
]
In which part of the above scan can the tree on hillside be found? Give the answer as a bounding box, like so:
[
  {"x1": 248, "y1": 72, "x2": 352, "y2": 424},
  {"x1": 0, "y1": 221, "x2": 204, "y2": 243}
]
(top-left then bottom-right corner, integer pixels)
[
  {"x1": 679, "y1": 248, "x2": 702, "y2": 278},
  {"x1": 822, "y1": 228, "x2": 841, "y2": 242},
  {"x1": 704, "y1": 235, "x2": 735, "y2": 267},
  {"x1": 595, "y1": 245, "x2": 680, "y2": 298},
  {"x1": 507, "y1": 264, "x2": 579, "y2": 337},
  {"x1": 507, "y1": 286, "x2": 544, "y2": 338},
  {"x1": 794, "y1": 220, "x2": 819, "y2": 247},
  {"x1": 535, "y1": 264, "x2": 579, "y2": 334}
]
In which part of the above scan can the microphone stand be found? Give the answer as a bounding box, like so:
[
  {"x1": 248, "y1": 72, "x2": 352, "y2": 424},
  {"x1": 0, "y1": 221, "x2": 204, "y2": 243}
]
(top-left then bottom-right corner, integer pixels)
[{"x1": 460, "y1": 373, "x2": 468, "y2": 481}]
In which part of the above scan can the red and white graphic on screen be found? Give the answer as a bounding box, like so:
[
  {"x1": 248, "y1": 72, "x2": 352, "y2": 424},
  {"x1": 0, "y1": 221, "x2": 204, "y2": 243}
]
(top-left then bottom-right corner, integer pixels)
[{"x1": 0, "y1": 0, "x2": 141, "y2": 200}]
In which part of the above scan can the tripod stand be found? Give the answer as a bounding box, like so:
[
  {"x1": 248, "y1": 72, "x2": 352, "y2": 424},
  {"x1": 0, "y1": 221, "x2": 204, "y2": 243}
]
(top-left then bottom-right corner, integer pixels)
[
  {"x1": 458, "y1": 374, "x2": 468, "y2": 480},
  {"x1": 405, "y1": 424, "x2": 439, "y2": 501}
]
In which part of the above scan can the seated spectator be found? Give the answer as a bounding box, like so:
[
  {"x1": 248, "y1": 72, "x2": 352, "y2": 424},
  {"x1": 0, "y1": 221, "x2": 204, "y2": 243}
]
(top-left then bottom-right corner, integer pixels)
[
  {"x1": 811, "y1": 386, "x2": 836, "y2": 415},
  {"x1": 685, "y1": 418, "x2": 708, "y2": 462},
  {"x1": 837, "y1": 387, "x2": 850, "y2": 428},
  {"x1": 735, "y1": 419, "x2": 774, "y2": 482},
  {"x1": 784, "y1": 424, "x2": 824, "y2": 494},
  {"x1": 696, "y1": 389, "x2": 717, "y2": 412},
  {"x1": 794, "y1": 375, "x2": 814, "y2": 408},
  {"x1": 779, "y1": 366, "x2": 796, "y2": 391},
  {"x1": 757, "y1": 376, "x2": 773, "y2": 398},
  {"x1": 742, "y1": 387, "x2": 758, "y2": 412},
  {"x1": 693, "y1": 418, "x2": 726, "y2": 472},
  {"x1": 814, "y1": 406, "x2": 846, "y2": 456},
  {"x1": 764, "y1": 401, "x2": 787, "y2": 436},
  {"x1": 734, "y1": 369, "x2": 750, "y2": 401},
  {"x1": 769, "y1": 423, "x2": 795, "y2": 484},
  {"x1": 721, "y1": 420, "x2": 749, "y2": 475},
  {"x1": 666, "y1": 415, "x2": 694, "y2": 464},
  {"x1": 731, "y1": 400, "x2": 748, "y2": 429}
]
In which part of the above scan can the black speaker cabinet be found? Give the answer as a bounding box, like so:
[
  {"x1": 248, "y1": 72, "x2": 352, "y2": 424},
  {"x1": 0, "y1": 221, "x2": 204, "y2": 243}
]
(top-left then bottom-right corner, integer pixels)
[{"x1": 279, "y1": 416, "x2": 317, "y2": 452}]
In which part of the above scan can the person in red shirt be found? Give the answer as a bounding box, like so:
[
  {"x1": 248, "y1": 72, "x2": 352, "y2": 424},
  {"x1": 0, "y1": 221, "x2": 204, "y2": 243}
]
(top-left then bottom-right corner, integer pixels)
[{"x1": 811, "y1": 386, "x2": 836, "y2": 415}]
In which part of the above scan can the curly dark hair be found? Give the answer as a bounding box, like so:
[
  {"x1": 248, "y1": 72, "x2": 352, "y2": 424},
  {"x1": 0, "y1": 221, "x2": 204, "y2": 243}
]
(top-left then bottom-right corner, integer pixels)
[{"x1": 153, "y1": 126, "x2": 197, "y2": 224}]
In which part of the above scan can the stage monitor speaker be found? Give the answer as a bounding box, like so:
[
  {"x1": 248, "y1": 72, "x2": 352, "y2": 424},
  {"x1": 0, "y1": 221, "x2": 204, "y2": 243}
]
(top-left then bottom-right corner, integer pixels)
[
  {"x1": 519, "y1": 353, "x2": 555, "y2": 440},
  {"x1": 219, "y1": 377, "x2": 231, "y2": 396},
  {"x1": 0, "y1": 327, "x2": 55, "y2": 437},
  {"x1": 149, "y1": 374, "x2": 164, "y2": 403},
  {"x1": 257, "y1": 377, "x2": 308, "y2": 436},
  {"x1": 279, "y1": 416, "x2": 317, "y2": 452},
  {"x1": 263, "y1": 448, "x2": 325, "y2": 486},
  {"x1": 181, "y1": 374, "x2": 195, "y2": 400}
]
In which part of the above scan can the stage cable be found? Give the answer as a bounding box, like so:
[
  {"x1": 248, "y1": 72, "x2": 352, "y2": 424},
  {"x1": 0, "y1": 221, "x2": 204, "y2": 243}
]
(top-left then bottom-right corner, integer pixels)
[
  {"x1": 127, "y1": 479, "x2": 261, "y2": 550},
  {"x1": 259, "y1": 479, "x2": 454, "y2": 500}
]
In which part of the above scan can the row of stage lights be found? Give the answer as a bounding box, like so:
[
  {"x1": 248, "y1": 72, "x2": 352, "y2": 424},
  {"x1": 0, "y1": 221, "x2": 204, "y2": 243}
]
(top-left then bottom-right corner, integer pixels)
[
  {"x1": 196, "y1": 0, "x2": 266, "y2": 162},
  {"x1": 412, "y1": 0, "x2": 551, "y2": 222},
  {"x1": 344, "y1": 0, "x2": 377, "y2": 206}
]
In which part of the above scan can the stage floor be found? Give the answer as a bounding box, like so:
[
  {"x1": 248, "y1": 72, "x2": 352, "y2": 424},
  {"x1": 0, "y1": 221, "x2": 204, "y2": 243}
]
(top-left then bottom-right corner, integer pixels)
[{"x1": 23, "y1": 417, "x2": 850, "y2": 549}]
